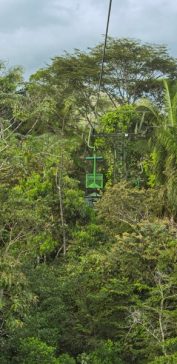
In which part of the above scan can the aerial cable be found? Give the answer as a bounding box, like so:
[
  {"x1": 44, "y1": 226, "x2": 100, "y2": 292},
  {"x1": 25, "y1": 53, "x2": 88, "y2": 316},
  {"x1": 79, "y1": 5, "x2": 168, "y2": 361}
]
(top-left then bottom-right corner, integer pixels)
[
  {"x1": 95, "y1": 0, "x2": 112, "y2": 116},
  {"x1": 87, "y1": 0, "x2": 113, "y2": 149}
]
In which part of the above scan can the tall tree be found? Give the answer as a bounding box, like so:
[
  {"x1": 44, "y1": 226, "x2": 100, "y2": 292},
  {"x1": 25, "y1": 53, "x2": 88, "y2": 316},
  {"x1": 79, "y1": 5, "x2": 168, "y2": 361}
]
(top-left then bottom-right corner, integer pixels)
[
  {"x1": 25, "y1": 38, "x2": 177, "y2": 136},
  {"x1": 137, "y1": 80, "x2": 177, "y2": 217}
]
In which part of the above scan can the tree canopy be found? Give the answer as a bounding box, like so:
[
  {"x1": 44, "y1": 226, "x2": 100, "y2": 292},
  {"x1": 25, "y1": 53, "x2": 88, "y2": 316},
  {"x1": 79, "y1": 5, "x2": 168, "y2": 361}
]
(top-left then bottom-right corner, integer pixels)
[{"x1": 1, "y1": 37, "x2": 177, "y2": 364}]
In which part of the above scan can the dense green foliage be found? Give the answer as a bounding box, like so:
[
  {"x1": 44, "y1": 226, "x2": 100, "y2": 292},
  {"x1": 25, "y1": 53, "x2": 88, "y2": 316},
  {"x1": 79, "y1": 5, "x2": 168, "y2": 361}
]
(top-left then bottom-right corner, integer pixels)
[{"x1": 1, "y1": 38, "x2": 177, "y2": 363}]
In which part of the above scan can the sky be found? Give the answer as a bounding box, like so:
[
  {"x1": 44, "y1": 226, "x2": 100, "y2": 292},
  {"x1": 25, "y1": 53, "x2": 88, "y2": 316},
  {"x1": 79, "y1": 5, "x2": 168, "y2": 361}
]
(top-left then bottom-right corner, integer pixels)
[{"x1": 0, "y1": 0, "x2": 177, "y2": 78}]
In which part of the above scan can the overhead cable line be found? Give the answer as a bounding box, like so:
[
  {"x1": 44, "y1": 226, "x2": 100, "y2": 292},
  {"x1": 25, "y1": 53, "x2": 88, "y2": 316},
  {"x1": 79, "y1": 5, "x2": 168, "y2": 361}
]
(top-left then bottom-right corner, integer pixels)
[
  {"x1": 94, "y1": 0, "x2": 112, "y2": 117},
  {"x1": 87, "y1": 0, "x2": 112, "y2": 149}
]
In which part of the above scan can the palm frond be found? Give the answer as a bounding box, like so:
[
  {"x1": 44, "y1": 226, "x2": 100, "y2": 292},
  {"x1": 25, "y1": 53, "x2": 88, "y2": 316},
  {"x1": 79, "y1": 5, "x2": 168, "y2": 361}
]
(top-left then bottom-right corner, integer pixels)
[
  {"x1": 136, "y1": 98, "x2": 160, "y2": 123},
  {"x1": 163, "y1": 79, "x2": 174, "y2": 126},
  {"x1": 172, "y1": 92, "x2": 177, "y2": 124},
  {"x1": 134, "y1": 111, "x2": 145, "y2": 134}
]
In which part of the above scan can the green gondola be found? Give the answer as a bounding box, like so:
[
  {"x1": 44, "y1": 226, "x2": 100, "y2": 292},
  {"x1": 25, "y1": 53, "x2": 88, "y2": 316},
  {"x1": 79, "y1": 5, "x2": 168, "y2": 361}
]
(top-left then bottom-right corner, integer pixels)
[
  {"x1": 85, "y1": 152, "x2": 103, "y2": 189},
  {"x1": 85, "y1": 151, "x2": 103, "y2": 206}
]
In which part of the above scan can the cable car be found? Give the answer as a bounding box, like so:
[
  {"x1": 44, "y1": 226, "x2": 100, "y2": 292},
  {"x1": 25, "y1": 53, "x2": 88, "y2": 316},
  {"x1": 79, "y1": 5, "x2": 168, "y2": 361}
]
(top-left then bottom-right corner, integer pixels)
[
  {"x1": 85, "y1": 152, "x2": 103, "y2": 205},
  {"x1": 86, "y1": 153, "x2": 103, "y2": 189}
]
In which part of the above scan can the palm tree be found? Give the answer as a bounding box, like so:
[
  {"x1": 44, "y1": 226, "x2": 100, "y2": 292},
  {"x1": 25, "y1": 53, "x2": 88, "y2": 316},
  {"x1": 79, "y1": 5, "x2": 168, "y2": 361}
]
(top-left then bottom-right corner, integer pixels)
[{"x1": 137, "y1": 80, "x2": 177, "y2": 217}]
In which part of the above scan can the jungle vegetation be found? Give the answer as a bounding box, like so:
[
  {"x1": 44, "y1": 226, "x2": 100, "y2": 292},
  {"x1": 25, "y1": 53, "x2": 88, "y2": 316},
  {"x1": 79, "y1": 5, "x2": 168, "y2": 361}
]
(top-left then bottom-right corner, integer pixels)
[{"x1": 1, "y1": 38, "x2": 177, "y2": 363}]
